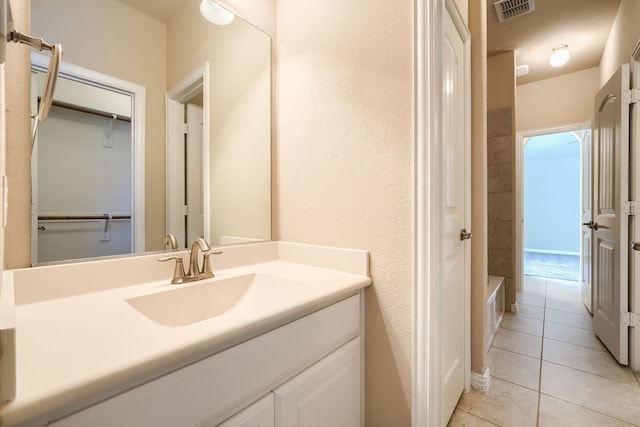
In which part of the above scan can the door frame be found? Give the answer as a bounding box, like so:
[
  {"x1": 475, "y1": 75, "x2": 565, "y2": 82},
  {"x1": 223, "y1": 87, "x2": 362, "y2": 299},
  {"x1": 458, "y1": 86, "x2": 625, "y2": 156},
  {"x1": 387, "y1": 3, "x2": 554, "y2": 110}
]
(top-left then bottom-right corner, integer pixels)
[
  {"x1": 30, "y1": 53, "x2": 146, "y2": 261},
  {"x1": 413, "y1": 0, "x2": 471, "y2": 425},
  {"x1": 515, "y1": 122, "x2": 589, "y2": 293},
  {"x1": 629, "y1": 43, "x2": 640, "y2": 371},
  {"x1": 166, "y1": 62, "x2": 210, "y2": 248}
]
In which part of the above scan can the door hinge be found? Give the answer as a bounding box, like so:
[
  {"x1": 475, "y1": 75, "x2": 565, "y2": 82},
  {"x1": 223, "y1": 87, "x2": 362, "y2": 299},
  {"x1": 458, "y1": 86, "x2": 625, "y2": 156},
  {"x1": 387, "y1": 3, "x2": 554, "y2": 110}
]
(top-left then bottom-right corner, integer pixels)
[
  {"x1": 623, "y1": 201, "x2": 640, "y2": 215},
  {"x1": 621, "y1": 312, "x2": 640, "y2": 327},
  {"x1": 182, "y1": 205, "x2": 189, "y2": 216},
  {"x1": 182, "y1": 123, "x2": 189, "y2": 134},
  {"x1": 623, "y1": 88, "x2": 640, "y2": 105}
]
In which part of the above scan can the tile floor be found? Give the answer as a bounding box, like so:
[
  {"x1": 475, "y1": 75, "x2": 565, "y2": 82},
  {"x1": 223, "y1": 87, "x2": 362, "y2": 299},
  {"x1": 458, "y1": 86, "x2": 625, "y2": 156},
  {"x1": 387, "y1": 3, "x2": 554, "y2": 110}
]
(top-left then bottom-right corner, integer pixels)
[{"x1": 449, "y1": 276, "x2": 640, "y2": 427}]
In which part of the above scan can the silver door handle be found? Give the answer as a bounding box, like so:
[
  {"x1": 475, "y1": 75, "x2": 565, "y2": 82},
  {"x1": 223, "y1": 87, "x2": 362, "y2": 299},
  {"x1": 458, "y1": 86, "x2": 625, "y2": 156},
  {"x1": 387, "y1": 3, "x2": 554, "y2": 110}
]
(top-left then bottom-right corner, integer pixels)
[
  {"x1": 631, "y1": 242, "x2": 640, "y2": 251},
  {"x1": 460, "y1": 228, "x2": 472, "y2": 241},
  {"x1": 583, "y1": 221, "x2": 608, "y2": 231}
]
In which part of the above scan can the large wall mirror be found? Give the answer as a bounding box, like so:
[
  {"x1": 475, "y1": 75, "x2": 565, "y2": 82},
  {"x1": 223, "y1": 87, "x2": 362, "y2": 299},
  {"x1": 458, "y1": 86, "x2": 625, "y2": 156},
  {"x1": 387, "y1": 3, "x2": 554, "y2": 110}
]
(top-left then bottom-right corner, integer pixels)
[{"x1": 30, "y1": 0, "x2": 271, "y2": 264}]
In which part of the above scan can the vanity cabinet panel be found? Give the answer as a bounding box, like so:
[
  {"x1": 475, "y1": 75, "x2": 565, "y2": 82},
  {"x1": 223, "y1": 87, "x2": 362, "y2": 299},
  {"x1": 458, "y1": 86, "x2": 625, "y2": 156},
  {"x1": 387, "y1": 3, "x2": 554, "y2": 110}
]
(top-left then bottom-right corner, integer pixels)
[
  {"x1": 48, "y1": 295, "x2": 361, "y2": 427},
  {"x1": 216, "y1": 394, "x2": 275, "y2": 427},
  {"x1": 274, "y1": 337, "x2": 361, "y2": 427}
]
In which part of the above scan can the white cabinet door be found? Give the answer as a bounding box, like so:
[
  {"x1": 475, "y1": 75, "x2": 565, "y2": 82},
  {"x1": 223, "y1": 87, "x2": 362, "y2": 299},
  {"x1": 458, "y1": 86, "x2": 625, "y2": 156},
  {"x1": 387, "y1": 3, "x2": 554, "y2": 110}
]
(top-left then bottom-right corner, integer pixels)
[
  {"x1": 274, "y1": 338, "x2": 361, "y2": 427},
  {"x1": 217, "y1": 394, "x2": 274, "y2": 427}
]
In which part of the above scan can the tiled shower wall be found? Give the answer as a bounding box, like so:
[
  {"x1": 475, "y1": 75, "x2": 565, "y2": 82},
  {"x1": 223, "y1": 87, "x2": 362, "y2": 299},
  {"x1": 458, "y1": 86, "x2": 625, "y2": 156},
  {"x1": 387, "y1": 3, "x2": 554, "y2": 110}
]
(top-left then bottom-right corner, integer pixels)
[{"x1": 487, "y1": 106, "x2": 516, "y2": 309}]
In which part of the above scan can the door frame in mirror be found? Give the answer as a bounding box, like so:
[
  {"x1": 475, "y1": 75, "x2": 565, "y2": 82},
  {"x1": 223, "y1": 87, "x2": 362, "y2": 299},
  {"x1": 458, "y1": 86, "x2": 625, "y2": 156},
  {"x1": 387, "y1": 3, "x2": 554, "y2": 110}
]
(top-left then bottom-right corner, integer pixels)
[
  {"x1": 166, "y1": 62, "x2": 210, "y2": 248},
  {"x1": 30, "y1": 53, "x2": 146, "y2": 262}
]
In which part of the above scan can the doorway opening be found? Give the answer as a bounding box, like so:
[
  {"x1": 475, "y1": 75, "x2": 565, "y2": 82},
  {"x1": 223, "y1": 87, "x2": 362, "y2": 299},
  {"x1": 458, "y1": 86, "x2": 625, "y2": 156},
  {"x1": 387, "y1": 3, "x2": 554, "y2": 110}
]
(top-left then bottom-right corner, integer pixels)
[{"x1": 516, "y1": 124, "x2": 591, "y2": 293}]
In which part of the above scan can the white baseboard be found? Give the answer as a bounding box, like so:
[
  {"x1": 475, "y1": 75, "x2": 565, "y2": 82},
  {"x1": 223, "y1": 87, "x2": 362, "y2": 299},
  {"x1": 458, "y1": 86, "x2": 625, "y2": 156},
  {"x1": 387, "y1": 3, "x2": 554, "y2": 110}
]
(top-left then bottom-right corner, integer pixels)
[
  {"x1": 471, "y1": 367, "x2": 491, "y2": 391},
  {"x1": 511, "y1": 303, "x2": 518, "y2": 313}
]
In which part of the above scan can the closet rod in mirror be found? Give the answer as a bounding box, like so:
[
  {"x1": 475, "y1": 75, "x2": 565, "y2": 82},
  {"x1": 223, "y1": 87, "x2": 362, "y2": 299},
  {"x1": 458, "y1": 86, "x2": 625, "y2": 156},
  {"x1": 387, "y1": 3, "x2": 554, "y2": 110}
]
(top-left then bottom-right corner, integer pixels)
[{"x1": 39, "y1": 98, "x2": 132, "y2": 123}]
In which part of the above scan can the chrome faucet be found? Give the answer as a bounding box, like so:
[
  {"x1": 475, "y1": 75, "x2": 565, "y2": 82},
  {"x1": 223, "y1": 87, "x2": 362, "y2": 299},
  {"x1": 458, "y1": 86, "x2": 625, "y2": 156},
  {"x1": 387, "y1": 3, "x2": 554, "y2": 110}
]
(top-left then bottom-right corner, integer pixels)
[{"x1": 158, "y1": 238, "x2": 222, "y2": 284}]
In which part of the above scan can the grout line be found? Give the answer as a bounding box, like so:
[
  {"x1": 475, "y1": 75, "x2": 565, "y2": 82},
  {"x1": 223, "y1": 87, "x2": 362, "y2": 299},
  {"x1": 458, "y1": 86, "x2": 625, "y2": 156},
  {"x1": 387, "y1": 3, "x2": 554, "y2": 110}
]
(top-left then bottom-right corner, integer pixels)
[
  {"x1": 542, "y1": 359, "x2": 639, "y2": 387},
  {"x1": 535, "y1": 279, "x2": 548, "y2": 427},
  {"x1": 538, "y1": 392, "x2": 640, "y2": 427},
  {"x1": 453, "y1": 407, "x2": 501, "y2": 426},
  {"x1": 542, "y1": 336, "x2": 607, "y2": 353}
]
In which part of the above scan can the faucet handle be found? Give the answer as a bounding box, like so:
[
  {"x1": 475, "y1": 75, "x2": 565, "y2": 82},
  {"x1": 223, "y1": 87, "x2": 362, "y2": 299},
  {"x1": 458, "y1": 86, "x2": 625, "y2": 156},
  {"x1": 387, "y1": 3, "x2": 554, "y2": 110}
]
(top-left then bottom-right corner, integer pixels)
[
  {"x1": 201, "y1": 250, "x2": 223, "y2": 278},
  {"x1": 158, "y1": 255, "x2": 187, "y2": 284}
]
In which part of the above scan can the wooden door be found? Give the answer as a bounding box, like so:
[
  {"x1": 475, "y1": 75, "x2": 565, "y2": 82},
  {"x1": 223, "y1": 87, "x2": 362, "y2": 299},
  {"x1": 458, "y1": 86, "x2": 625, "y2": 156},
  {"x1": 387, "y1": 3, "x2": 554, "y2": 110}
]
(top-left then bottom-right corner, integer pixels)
[
  {"x1": 592, "y1": 64, "x2": 630, "y2": 365},
  {"x1": 441, "y1": 3, "x2": 470, "y2": 423}
]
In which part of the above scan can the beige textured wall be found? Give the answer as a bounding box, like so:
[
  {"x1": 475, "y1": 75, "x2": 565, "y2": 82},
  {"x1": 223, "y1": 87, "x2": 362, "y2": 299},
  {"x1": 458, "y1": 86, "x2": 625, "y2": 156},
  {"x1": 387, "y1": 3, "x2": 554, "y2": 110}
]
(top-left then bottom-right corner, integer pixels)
[
  {"x1": 4, "y1": 0, "x2": 30, "y2": 269},
  {"x1": 487, "y1": 52, "x2": 516, "y2": 310},
  {"x1": 28, "y1": 0, "x2": 168, "y2": 259},
  {"x1": 276, "y1": 0, "x2": 413, "y2": 424},
  {"x1": 600, "y1": 0, "x2": 640, "y2": 86},
  {"x1": 469, "y1": 0, "x2": 488, "y2": 376},
  {"x1": 516, "y1": 67, "x2": 600, "y2": 132}
]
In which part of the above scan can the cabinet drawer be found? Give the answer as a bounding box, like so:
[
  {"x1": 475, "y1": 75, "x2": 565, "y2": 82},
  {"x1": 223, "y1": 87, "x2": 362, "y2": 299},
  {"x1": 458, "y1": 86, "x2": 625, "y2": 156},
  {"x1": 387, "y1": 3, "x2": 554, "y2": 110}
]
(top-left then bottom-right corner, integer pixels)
[{"x1": 49, "y1": 295, "x2": 360, "y2": 427}]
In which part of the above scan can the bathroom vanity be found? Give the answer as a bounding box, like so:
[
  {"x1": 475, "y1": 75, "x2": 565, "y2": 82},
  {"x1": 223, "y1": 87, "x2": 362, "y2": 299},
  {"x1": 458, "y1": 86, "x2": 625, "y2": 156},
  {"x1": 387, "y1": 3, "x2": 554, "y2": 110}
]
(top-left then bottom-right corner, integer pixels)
[{"x1": 0, "y1": 241, "x2": 371, "y2": 426}]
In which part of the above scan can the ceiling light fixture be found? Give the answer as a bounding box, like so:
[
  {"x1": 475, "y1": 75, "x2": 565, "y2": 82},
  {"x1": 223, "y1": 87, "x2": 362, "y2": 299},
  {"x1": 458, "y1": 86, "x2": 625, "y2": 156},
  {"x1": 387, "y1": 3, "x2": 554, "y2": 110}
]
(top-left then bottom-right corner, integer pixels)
[
  {"x1": 549, "y1": 44, "x2": 570, "y2": 68},
  {"x1": 200, "y1": 0, "x2": 235, "y2": 26}
]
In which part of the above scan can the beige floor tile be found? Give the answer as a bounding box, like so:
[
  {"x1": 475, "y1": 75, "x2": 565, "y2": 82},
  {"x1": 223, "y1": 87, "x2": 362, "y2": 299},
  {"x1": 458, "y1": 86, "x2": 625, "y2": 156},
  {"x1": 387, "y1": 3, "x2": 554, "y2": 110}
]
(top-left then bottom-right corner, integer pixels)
[
  {"x1": 458, "y1": 377, "x2": 538, "y2": 427},
  {"x1": 517, "y1": 293, "x2": 546, "y2": 308},
  {"x1": 522, "y1": 276, "x2": 546, "y2": 297},
  {"x1": 545, "y1": 308, "x2": 593, "y2": 330},
  {"x1": 541, "y1": 361, "x2": 640, "y2": 425},
  {"x1": 545, "y1": 278, "x2": 581, "y2": 293},
  {"x1": 517, "y1": 303, "x2": 545, "y2": 320},
  {"x1": 538, "y1": 394, "x2": 635, "y2": 427},
  {"x1": 542, "y1": 339, "x2": 637, "y2": 385},
  {"x1": 635, "y1": 371, "x2": 640, "y2": 387},
  {"x1": 492, "y1": 328, "x2": 542, "y2": 358},
  {"x1": 448, "y1": 408, "x2": 498, "y2": 426},
  {"x1": 545, "y1": 298, "x2": 589, "y2": 315},
  {"x1": 487, "y1": 347, "x2": 540, "y2": 390},
  {"x1": 501, "y1": 314, "x2": 544, "y2": 336},
  {"x1": 545, "y1": 291, "x2": 581, "y2": 306},
  {"x1": 543, "y1": 322, "x2": 606, "y2": 351}
]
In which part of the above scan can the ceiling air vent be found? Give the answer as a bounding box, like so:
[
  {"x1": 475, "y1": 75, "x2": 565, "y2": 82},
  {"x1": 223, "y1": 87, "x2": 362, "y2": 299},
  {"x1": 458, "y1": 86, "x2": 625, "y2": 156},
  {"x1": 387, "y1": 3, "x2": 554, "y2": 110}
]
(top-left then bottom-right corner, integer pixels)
[{"x1": 494, "y1": 0, "x2": 535, "y2": 23}]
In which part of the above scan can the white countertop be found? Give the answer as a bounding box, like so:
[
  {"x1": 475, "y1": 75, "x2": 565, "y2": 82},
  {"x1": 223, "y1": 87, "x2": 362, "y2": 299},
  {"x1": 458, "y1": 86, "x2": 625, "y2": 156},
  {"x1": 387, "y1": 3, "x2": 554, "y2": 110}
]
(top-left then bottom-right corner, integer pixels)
[{"x1": 0, "y1": 242, "x2": 371, "y2": 426}]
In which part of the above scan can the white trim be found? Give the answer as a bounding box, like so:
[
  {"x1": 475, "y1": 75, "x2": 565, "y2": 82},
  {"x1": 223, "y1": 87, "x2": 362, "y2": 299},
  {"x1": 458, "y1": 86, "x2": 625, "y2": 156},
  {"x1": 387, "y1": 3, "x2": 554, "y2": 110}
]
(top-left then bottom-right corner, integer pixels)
[
  {"x1": 515, "y1": 122, "x2": 589, "y2": 292},
  {"x1": 413, "y1": 0, "x2": 439, "y2": 424},
  {"x1": 165, "y1": 63, "x2": 210, "y2": 247},
  {"x1": 30, "y1": 53, "x2": 146, "y2": 255},
  {"x1": 629, "y1": 52, "x2": 640, "y2": 372},
  {"x1": 470, "y1": 367, "x2": 491, "y2": 391}
]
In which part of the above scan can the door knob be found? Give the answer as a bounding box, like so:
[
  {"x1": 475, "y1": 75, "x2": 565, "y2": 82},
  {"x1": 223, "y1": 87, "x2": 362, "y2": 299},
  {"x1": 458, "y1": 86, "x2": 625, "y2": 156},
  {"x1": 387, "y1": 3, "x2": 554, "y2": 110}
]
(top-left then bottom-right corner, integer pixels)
[
  {"x1": 460, "y1": 228, "x2": 472, "y2": 241},
  {"x1": 583, "y1": 221, "x2": 608, "y2": 231},
  {"x1": 632, "y1": 242, "x2": 640, "y2": 251}
]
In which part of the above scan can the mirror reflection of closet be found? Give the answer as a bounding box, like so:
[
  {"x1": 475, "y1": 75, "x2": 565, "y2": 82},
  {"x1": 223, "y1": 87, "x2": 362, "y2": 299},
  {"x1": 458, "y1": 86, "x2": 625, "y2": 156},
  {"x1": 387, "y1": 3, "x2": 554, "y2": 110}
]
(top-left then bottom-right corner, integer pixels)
[{"x1": 30, "y1": 60, "x2": 145, "y2": 265}]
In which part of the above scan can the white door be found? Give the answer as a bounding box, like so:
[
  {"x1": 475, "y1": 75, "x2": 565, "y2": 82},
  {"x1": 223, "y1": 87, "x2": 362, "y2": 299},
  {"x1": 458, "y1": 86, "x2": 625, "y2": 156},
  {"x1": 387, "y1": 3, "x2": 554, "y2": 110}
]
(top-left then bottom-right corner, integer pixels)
[
  {"x1": 581, "y1": 127, "x2": 593, "y2": 313},
  {"x1": 441, "y1": 3, "x2": 470, "y2": 423},
  {"x1": 186, "y1": 103, "x2": 204, "y2": 243},
  {"x1": 592, "y1": 64, "x2": 630, "y2": 365}
]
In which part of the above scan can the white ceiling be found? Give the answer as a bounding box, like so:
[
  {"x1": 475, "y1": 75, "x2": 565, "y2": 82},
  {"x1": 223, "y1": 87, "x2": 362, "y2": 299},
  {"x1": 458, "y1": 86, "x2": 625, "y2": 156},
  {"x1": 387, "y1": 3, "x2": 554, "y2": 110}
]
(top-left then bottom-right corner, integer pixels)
[
  {"x1": 120, "y1": 0, "x2": 621, "y2": 86},
  {"x1": 487, "y1": 0, "x2": 622, "y2": 85}
]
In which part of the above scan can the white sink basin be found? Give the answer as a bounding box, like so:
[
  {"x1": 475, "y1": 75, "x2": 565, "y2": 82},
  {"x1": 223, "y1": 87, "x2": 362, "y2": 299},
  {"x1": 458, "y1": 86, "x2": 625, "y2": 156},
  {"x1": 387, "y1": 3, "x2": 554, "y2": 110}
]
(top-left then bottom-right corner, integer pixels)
[{"x1": 127, "y1": 273, "x2": 286, "y2": 326}]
